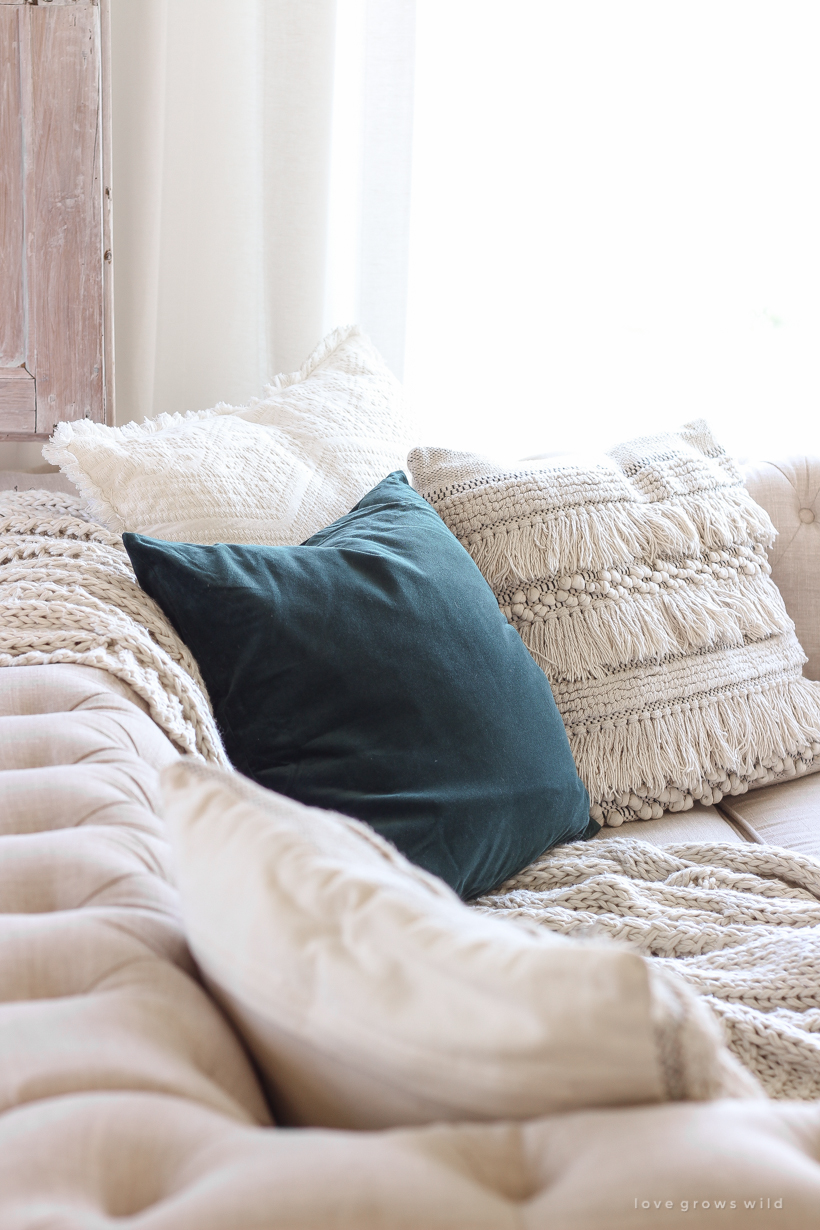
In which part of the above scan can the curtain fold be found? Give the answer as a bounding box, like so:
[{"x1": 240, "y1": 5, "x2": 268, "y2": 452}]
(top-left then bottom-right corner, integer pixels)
[
  {"x1": 109, "y1": 0, "x2": 169, "y2": 428},
  {"x1": 112, "y1": 0, "x2": 335, "y2": 427},
  {"x1": 111, "y1": 0, "x2": 414, "y2": 429},
  {"x1": 358, "y1": 0, "x2": 415, "y2": 379}
]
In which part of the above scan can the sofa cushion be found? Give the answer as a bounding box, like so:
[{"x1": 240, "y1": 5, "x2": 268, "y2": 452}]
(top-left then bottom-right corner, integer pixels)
[
  {"x1": 743, "y1": 455, "x2": 820, "y2": 681},
  {"x1": 1, "y1": 1093, "x2": 819, "y2": 1229},
  {"x1": 718, "y1": 774, "x2": 820, "y2": 858},
  {"x1": 596, "y1": 800, "x2": 746, "y2": 847},
  {"x1": 125, "y1": 472, "x2": 592, "y2": 900}
]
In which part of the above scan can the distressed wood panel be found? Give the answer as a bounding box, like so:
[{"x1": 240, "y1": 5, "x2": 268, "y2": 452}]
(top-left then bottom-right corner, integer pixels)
[
  {"x1": 0, "y1": 7, "x2": 25, "y2": 367},
  {"x1": 0, "y1": 370, "x2": 36, "y2": 433},
  {"x1": 100, "y1": 0, "x2": 114, "y2": 423},
  {"x1": 0, "y1": 0, "x2": 110, "y2": 439},
  {"x1": 29, "y1": 3, "x2": 104, "y2": 435}
]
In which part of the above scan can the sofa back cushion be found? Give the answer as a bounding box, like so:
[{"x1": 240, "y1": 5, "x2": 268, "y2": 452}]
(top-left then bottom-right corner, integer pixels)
[{"x1": 743, "y1": 455, "x2": 820, "y2": 681}]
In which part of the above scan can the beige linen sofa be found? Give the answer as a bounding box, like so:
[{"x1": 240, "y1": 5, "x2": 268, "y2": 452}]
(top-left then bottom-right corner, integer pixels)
[{"x1": 1, "y1": 459, "x2": 820, "y2": 1228}]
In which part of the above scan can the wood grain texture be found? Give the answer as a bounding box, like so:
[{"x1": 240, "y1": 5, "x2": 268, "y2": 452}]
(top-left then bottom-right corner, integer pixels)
[
  {"x1": 0, "y1": 370, "x2": 36, "y2": 433},
  {"x1": 17, "y1": 0, "x2": 36, "y2": 383},
  {"x1": 1, "y1": 0, "x2": 110, "y2": 438},
  {"x1": 100, "y1": 0, "x2": 113, "y2": 424},
  {"x1": 0, "y1": 7, "x2": 25, "y2": 367},
  {"x1": 29, "y1": 3, "x2": 104, "y2": 434}
]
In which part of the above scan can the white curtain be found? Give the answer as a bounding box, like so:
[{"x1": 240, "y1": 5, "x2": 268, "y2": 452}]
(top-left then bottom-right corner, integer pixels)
[
  {"x1": 110, "y1": 0, "x2": 415, "y2": 431},
  {"x1": 111, "y1": 0, "x2": 328, "y2": 427}
]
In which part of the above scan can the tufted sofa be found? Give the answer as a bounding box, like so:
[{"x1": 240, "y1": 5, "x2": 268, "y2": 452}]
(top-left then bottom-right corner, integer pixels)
[{"x1": 2, "y1": 459, "x2": 820, "y2": 1227}]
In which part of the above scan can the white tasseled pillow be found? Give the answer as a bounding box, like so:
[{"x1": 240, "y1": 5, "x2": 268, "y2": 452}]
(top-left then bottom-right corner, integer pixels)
[
  {"x1": 408, "y1": 421, "x2": 820, "y2": 827},
  {"x1": 43, "y1": 326, "x2": 414, "y2": 545}
]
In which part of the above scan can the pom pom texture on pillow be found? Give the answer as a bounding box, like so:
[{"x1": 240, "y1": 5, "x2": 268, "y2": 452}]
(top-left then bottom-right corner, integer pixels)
[
  {"x1": 408, "y1": 421, "x2": 820, "y2": 827},
  {"x1": 43, "y1": 326, "x2": 414, "y2": 546}
]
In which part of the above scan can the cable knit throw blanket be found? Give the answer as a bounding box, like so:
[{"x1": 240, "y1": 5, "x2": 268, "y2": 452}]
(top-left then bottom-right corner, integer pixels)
[
  {"x1": 475, "y1": 837, "x2": 820, "y2": 1100},
  {"x1": 0, "y1": 488, "x2": 227, "y2": 764},
  {"x1": 4, "y1": 489, "x2": 820, "y2": 1100}
]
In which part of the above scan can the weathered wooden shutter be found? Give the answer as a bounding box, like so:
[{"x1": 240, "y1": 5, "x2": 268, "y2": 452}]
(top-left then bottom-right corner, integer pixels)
[{"x1": 0, "y1": 0, "x2": 112, "y2": 440}]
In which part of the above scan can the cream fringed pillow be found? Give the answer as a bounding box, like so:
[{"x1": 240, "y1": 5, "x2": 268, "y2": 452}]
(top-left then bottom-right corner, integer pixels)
[
  {"x1": 408, "y1": 421, "x2": 820, "y2": 827},
  {"x1": 161, "y1": 760, "x2": 753, "y2": 1131},
  {"x1": 42, "y1": 326, "x2": 413, "y2": 545}
]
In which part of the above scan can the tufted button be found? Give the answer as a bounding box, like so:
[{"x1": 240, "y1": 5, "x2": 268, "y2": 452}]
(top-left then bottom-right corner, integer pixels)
[{"x1": 799, "y1": 507, "x2": 816, "y2": 523}]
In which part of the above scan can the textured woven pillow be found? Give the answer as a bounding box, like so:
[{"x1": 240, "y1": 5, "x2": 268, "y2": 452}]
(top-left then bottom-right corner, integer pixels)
[
  {"x1": 42, "y1": 326, "x2": 413, "y2": 545},
  {"x1": 161, "y1": 759, "x2": 751, "y2": 1131},
  {"x1": 408, "y1": 421, "x2": 820, "y2": 827}
]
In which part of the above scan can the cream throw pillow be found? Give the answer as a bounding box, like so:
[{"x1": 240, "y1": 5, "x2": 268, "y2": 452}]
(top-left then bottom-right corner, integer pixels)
[
  {"x1": 408, "y1": 421, "x2": 820, "y2": 827},
  {"x1": 161, "y1": 760, "x2": 754, "y2": 1131},
  {"x1": 42, "y1": 327, "x2": 413, "y2": 545}
]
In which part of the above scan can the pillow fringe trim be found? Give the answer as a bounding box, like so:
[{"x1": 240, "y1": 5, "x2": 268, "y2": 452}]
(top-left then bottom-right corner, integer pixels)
[
  {"x1": 446, "y1": 488, "x2": 775, "y2": 584},
  {"x1": 515, "y1": 575, "x2": 794, "y2": 682},
  {"x1": 571, "y1": 675, "x2": 820, "y2": 823}
]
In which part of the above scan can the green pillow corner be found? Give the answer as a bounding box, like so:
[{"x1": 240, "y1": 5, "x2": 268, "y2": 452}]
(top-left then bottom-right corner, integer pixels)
[{"x1": 123, "y1": 470, "x2": 593, "y2": 899}]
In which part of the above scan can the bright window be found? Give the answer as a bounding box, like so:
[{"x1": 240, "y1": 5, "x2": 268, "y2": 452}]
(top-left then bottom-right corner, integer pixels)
[{"x1": 404, "y1": 1, "x2": 820, "y2": 462}]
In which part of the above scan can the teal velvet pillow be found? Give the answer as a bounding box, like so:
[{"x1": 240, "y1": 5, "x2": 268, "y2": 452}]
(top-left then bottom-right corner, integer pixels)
[{"x1": 124, "y1": 472, "x2": 594, "y2": 898}]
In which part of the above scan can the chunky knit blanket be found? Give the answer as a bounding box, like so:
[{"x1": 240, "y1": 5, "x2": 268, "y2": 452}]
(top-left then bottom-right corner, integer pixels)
[
  {"x1": 475, "y1": 837, "x2": 820, "y2": 1100},
  {"x1": 0, "y1": 488, "x2": 227, "y2": 764}
]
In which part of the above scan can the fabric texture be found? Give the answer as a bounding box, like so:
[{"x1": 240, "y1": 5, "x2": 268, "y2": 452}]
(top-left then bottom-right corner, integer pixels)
[
  {"x1": 476, "y1": 836, "x2": 820, "y2": 1100},
  {"x1": 0, "y1": 488, "x2": 225, "y2": 764},
  {"x1": 409, "y1": 421, "x2": 820, "y2": 827},
  {"x1": 161, "y1": 759, "x2": 754, "y2": 1134},
  {"x1": 43, "y1": 326, "x2": 414, "y2": 546},
  {"x1": 125, "y1": 472, "x2": 591, "y2": 899}
]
